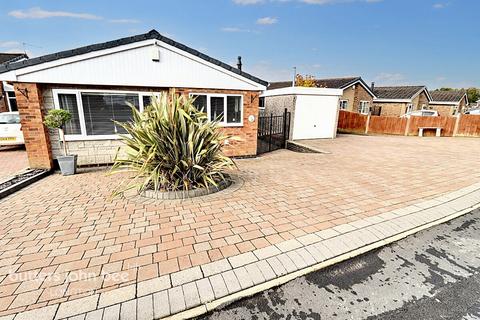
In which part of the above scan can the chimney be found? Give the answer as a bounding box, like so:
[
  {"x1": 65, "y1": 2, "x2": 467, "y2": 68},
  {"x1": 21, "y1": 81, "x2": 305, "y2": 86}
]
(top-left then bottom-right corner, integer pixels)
[
  {"x1": 237, "y1": 56, "x2": 242, "y2": 71},
  {"x1": 371, "y1": 82, "x2": 375, "y2": 91}
]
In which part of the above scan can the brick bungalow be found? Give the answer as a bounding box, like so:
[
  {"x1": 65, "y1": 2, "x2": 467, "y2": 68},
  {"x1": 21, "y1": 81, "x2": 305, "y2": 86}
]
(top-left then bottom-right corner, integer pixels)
[
  {"x1": 0, "y1": 30, "x2": 267, "y2": 169},
  {"x1": 372, "y1": 85, "x2": 432, "y2": 117},
  {"x1": 268, "y1": 76, "x2": 376, "y2": 115},
  {"x1": 0, "y1": 53, "x2": 28, "y2": 112},
  {"x1": 429, "y1": 90, "x2": 468, "y2": 116}
]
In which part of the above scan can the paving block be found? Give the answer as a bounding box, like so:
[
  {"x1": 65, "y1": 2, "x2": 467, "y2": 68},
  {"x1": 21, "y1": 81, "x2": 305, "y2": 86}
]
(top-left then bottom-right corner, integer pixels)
[
  {"x1": 85, "y1": 309, "x2": 103, "y2": 320},
  {"x1": 266, "y1": 257, "x2": 287, "y2": 277},
  {"x1": 153, "y1": 290, "x2": 170, "y2": 319},
  {"x1": 201, "y1": 259, "x2": 231, "y2": 277},
  {"x1": 314, "y1": 242, "x2": 335, "y2": 260},
  {"x1": 255, "y1": 260, "x2": 276, "y2": 281},
  {"x1": 295, "y1": 248, "x2": 316, "y2": 266},
  {"x1": 168, "y1": 286, "x2": 186, "y2": 315},
  {"x1": 137, "y1": 295, "x2": 154, "y2": 320},
  {"x1": 55, "y1": 294, "x2": 99, "y2": 319},
  {"x1": 276, "y1": 253, "x2": 297, "y2": 273},
  {"x1": 244, "y1": 263, "x2": 265, "y2": 285},
  {"x1": 68, "y1": 315, "x2": 85, "y2": 320},
  {"x1": 233, "y1": 267, "x2": 254, "y2": 289},
  {"x1": 182, "y1": 282, "x2": 201, "y2": 309},
  {"x1": 119, "y1": 300, "x2": 136, "y2": 320},
  {"x1": 332, "y1": 223, "x2": 356, "y2": 234},
  {"x1": 209, "y1": 274, "x2": 228, "y2": 299},
  {"x1": 221, "y1": 270, "x2": 241, "y2": 294},
  {"x1": 15, "y1": 305, "x2": 58, "y2": 320},
  {"x1": 228, "y1": 252, "x2": 257, "y2": 268},
  {"x1": 286, "y1": 250, "x2": 308, "y2": 269},
  {"x1": 171, "y1": 266, "x2": 203, "y2": 287},
  {"x1": 102, "y1": 305, "x2": 121, "y2": 320},
  {"x1": 98, "y1": 285, "x2": 136, "y2": 308},
  {"x1": 275, "y1": 239, "x2": 303, "y2": 253},
  {"x1": 315, "y1": 228, "x2": 340, "y2": 240},
  {"x1": 196, "y1": 278, "x2": 215, "y2": 303},
  {"x1": 304, "y1": 244, "x2": 326, "y2": 263},
  {"x1": 253, "y1": 245, "x2": 281, "y2": 260},
  {"x1": 137, "y1": 275, "x2": 171, "y2": 297},
  {"x1": 297, "y1": 234, "x2": 321, "y2": 246}
]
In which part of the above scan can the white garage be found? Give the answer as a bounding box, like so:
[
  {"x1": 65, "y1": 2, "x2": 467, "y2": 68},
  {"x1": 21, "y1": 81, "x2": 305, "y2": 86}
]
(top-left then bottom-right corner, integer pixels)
[{"x1": 261, "y1": 86, "x2": 343, "y2": 140}]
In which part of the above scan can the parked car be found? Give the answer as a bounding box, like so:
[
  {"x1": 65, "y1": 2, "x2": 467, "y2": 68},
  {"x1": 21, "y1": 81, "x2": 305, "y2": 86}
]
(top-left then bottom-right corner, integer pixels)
[
  {"x1": 0, "y1": 112, "x2": 24, "y2": 146},
  {"x1": 401, "y1": 110, "x2": 439, "y2": 118},
  {"x1": 465, "y1": 109, "x2": 480, "y2": 115}
]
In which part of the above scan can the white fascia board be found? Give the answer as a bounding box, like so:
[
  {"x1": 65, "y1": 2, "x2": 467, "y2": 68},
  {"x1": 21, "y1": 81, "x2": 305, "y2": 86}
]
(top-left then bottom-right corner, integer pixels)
[
  {"x1": 373, "y1": 98, "x2": 411, "y2": 103},
  {"x1": 430, "y1": 101, "x2": 459, "y2": 106},
  {"x1": 261, "y1": 87, "x2": 343, "y2": 97},
  {"x1": 342, "y1": 79, "x2": 377, "y2": 99},
  {"x1": 6, "y1": 39, "x2": 265, "y2": 91},
  {"x1": 412, "y1": 87, "x2": 432, "y2": 101}
]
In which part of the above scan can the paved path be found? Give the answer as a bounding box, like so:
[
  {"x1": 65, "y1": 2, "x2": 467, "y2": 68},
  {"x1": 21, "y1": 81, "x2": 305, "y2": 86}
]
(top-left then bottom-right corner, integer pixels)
[
  {"x1": 0, "y1": 148, "x2": 28, "y2": 181},
  {"x1": 203, "y1": 208, "x2": 480, "y2": 320},
  {"x1": 0, "y1": 135, "x2": 480, "y2": 319}
]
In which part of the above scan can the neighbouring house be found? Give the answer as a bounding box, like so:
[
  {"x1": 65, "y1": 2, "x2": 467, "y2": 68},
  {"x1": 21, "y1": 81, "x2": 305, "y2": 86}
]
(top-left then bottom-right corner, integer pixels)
[
  {"x1": 372, "y1": 85, "x2": 432, "y2": 117},
  {"x1": 0, "y1": 53, "x2": 28, "y2": 112},
  {"x1": 261, "y1": 86, "x2": 343, "y2": 140},
  {"x1": 0, "y1": 30, "x2": 267, "y2": 169},
  {"x1": 268, "y1": 76, "x2": 376, "y2": 115},
  {"x1": 429, "y1": 90, "x2": 468, "y2": 116}
]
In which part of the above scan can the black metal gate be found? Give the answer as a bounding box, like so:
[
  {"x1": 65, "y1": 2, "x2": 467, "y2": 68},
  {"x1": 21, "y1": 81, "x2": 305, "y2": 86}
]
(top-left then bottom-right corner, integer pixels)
[{"x1": 257, "y1": 108, "x2": 291, "y2": 154}]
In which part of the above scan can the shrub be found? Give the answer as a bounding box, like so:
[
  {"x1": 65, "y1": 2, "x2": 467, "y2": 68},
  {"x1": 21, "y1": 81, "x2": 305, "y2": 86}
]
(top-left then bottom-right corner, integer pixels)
[
  {"x1": 44, "y1": 109, "x2": 72, "y2": 156},
  {"x1": 111, "y1": 92, "x2": 236, "y2": 196}
]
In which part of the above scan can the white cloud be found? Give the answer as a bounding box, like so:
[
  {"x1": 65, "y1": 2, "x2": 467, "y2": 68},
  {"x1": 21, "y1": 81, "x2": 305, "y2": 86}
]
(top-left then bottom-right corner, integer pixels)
[
  {"x1": 109, "y1": 19, "x2": 140, "y2": 24},
  {"x1": 0, "y1": 41, "x2": 21, "y2": 48},
  {"x1": 9, "y1": 7, "x2": 101, "y2": 20},
  {"x1": 221, "y1": 27, "x2": 252, "y2": 33},
  {"x1": 233, "y1": 0, "x2": 265, "y2": 4},
  {"x1": 256, "y1": 17, "x2": 278, "y2": 25},
  {"x1": 433, "y1": 3, "x2": 448, "y2": 9}
]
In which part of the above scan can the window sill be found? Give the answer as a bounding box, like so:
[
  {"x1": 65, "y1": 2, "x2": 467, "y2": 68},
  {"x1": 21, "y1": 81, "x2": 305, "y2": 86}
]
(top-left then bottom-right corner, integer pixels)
[{"x1": 65, "y1": 135, "x2": 124, "y2": 141}]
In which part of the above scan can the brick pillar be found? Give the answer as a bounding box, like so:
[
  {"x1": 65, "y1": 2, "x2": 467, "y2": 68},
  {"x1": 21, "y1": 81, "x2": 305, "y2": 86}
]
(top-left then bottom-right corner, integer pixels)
[{"x1": 14, "y1": 82, "x2": 53, "y2": 169}]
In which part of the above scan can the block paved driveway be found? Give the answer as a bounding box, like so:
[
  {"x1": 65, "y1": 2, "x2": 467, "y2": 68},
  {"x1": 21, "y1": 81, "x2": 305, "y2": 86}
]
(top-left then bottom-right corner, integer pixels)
[
  {"x1": 1, "y1": 134, "x2": 480, "y2": 317},
  {"x1": 0, "y1": 147, "x2": 28, "y2": 181}
]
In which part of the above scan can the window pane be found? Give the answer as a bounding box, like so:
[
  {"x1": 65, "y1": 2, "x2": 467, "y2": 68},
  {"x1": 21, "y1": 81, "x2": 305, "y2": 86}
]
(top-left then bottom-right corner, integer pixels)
[
  {"x1": 8, "y1": 98, "x2": 18, "y2": 112},
  {"x1": 210, "y1": 97, "x2": 224, "y2": 122},
  {"x1": 227, "y1": 96, "x2": 242, "y2": 123},
  {"x1": 192, "y1": 95, "x2": 207, "y2": 112},
  {"x1": 142, "y1": 96, "x2": 152, "y2": 108},
  {"x1": 81, "y1": 93, "x2": 139, "y2": 135},
  {"x1": 7, "y1": 91, "x2": 15, "y2": 98},
  {"x1": 58, "y1": 94, "x2": 81, "y2": 134}
]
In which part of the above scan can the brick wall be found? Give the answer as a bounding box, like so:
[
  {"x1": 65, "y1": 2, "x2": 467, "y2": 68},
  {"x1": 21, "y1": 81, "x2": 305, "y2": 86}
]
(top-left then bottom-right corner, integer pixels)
[
  {"x1": 373, "y1": 102, "x2": 408, "y2": 117},
  {"x1": 340, "y1": 86, "x2": 355, "y2": 112},
  {"x1": 413, "y1": 91, "x2": 429, "y2": 110},
  {"x1": 353, "y1": 84, "x2": 374, "y2": 112},
  {"x1": 41, "y1": 85, "x2": 260, "y2": 165},
  {"x1": 14, "y1": 83, "x2": 53, "y2": 169},
  {"x1": 430, "y1": 104, "x2": 454, "y2": 116}
]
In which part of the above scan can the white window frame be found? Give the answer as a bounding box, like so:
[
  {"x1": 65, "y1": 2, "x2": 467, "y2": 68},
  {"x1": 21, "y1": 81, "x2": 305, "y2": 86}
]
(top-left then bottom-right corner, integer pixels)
[
  {"x1": 52, "y1": 89, "x2": 160, "y2": 141},
  {"x1": 189, "y1": 93, "x2": 244, "y2": 127},
  {"x1": 406, "y1": 103, "x2": 414, "y2": 114},
  {"x1": 359, "y1": 101, "x2": 370, "y2": 115},
  {"x1": 339, "y1": 100, "x2": 348, "y2": 110}
]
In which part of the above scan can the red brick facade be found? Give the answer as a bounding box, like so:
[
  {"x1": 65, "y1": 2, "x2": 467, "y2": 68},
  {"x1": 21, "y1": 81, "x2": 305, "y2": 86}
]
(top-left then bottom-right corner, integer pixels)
[
  {"x1": 0, "y1": 82, "x2": 8, "y2": 113},
  {"x1": 13, "y1": 83, "x2": 53, "y2": 169}
]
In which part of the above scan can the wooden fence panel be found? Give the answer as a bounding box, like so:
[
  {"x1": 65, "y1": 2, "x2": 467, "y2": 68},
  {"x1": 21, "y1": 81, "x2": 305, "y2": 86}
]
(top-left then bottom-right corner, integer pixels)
[
  {"x1": 407, "y1": 116, "x2": 456, "y2": 136},
  {"x1": 337, "y1": 110, "x2": 367, "y2": 134},
  {"x1": 457, "y1": 115, "x2": 480, "y2": 137},
  {"x1": 369, "y1": 116, "x2": 407, "y2": 135}
]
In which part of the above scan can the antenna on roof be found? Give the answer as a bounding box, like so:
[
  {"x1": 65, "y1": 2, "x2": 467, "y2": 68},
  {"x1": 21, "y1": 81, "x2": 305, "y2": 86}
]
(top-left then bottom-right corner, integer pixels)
[
  {"x1": 21, "y1": 42, "x2": 42, "y2": 56},
  {"x1": 292, "y1": 66, "x2": 296, "y2": 87}
]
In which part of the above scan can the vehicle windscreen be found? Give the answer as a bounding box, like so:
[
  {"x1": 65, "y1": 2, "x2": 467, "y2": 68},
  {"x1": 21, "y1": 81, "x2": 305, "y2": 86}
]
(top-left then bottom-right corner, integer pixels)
[{"x1": 0, "y1": 114, "x2": 20, "y2": 124}]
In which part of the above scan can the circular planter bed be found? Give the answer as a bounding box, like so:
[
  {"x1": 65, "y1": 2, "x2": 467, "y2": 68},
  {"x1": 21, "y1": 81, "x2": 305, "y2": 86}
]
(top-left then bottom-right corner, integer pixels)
[{"x1": 141, "y1": 175, "x2": 233, "y2": 200}]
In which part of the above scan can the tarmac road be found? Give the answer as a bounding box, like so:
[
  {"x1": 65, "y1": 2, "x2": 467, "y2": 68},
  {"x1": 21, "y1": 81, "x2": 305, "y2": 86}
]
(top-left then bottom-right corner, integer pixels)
[{"x1": 201, "y1": 208, "x2": 480, "y2": 320}]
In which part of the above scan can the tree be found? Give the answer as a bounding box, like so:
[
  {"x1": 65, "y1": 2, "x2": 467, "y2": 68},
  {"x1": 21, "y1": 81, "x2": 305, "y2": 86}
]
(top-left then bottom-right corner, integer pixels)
[
  {"x1": 466, "y1": 88, "x2": 479, "y2": 103},
  {"x1": 44, "y1": 109, "x2": 72, "y2": 156},
  {"x1": 295, "y1": 74, "x2": 317, "y2": 88}
]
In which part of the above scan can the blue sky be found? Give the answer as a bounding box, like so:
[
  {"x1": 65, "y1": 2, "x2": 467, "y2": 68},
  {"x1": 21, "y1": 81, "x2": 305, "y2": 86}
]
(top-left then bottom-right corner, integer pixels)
[{"x1": 1, "y1": 0, "x2": 478, "y2": 89}]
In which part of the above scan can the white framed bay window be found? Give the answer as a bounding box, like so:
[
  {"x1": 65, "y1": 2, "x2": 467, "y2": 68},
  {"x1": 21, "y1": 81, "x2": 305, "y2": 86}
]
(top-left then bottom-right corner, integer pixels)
[
  {"x1": 52, "y1": 89, "x2": 160, "y2": 140},
  {"x1": 190, "y1": 93, "x2": 243, "y2": 127}
]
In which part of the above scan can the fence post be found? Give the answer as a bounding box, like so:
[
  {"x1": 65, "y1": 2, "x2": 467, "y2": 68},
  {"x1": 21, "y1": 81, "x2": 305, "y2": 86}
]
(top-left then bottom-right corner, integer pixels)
[
  {"x1": 282, "y1": 108, "x2": 288, "y2": 148},
  {"x1": 453, "y1": 113, "x2": 461, "y2": 137},
  {"x1": 268, "y1": 113, "x2": 273, "y2": 152},
  {"x1": 404, "y1": 116, "x2": 412, "y2": 136},
  {"x1": 365, "y1": 113, "x2": 371, "y2": 135}
]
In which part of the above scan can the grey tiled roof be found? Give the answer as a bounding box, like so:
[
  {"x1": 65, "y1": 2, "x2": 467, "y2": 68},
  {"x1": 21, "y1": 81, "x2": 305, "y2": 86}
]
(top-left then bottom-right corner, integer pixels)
[
  {"x1": 373, "y1": 86, "x2": 426, "y2": 100},
  {"x1": 429, "y1": 90, "x2": 466, "y2": 103},
  {"x1": 0, "y1": 30, "x2": 267, "y2": 86},
  {"x1": 0, "y1": 53, "x2": 28, "y2": 65}
]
